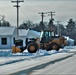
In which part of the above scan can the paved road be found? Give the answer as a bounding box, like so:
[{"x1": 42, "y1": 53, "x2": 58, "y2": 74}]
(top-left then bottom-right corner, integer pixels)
[{"x1": 10, "y1": 50, "x2": 76, "y2": 75}]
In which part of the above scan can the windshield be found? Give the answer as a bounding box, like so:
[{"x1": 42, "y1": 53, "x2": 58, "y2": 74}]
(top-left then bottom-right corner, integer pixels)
[{"x1": 40, "y1": 31, "x2": 55, "y2": 43}]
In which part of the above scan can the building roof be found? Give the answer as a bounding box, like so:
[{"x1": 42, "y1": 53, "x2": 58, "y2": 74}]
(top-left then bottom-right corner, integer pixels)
[
  {"x1": 0, "y1": 26, "x2": 16, "y2": 36},
  {"x1": 19, "y1": 29, "x2": 29, "y2": 36},
  {"x1": 19, "y1": 29, "x2": 40, "y2": 38},
  {"x1": 27, "y1": 30, "x2": 40, "y2": 38},
  {"x1": 0, "y1": 27, "x2": 40, "y2": 38}
]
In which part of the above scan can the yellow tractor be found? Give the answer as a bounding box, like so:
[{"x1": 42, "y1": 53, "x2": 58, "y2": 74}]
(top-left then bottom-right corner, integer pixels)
[
  {"x1": 25, "y1": 30, "x2": 66, "y2": 53},
  {"x1": 12, "y1": 30, "x2": 66, "y2": 53}
]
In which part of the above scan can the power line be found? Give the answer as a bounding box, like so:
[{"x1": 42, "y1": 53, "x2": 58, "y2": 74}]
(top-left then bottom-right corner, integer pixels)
[{"x1": 11, "y1": 0, "x2": 24, "y2": 39}]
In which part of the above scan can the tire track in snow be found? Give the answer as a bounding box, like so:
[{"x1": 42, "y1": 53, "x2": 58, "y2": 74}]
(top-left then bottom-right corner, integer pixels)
[{"x1": 11, "y1": 53, "x2": 76, "y2": 75}]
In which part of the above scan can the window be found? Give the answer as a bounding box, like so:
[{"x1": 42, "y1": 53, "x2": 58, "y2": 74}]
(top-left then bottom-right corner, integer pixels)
[{"x1": 1, "y1": 38, "x2": 7, "y2": 45}]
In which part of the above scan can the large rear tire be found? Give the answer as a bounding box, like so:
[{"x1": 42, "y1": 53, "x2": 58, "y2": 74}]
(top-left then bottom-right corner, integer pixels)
[
  {"x1": 49, "y1": 42, "x2": 59, "y2": 51},
  {"x1": 27, "y1": 43, "x2": 38, "y2": 53}
]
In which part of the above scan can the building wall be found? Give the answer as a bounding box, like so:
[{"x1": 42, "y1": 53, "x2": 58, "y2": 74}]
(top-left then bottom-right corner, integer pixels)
[{"x1": 0, "y1": 36, "x2": 13, "y2": 49}]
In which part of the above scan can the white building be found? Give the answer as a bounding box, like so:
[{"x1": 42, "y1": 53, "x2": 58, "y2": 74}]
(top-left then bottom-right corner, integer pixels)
[
  {"x1": 0, "y1": 27, "x2": 40, "y2": 49},
  {"x1": 0, "y1": 26, "x2": 16, "y2": 49}
]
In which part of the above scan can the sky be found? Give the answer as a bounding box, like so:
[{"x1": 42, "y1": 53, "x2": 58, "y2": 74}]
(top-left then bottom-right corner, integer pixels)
[{"x1": 0, "y1": 0, "x2": 76, "y2": 26}]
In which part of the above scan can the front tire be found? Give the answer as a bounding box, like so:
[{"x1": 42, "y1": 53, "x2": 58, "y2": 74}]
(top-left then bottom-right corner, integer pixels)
[{"x1": 27, "y1": 43, "x2": 38, "y2": 53}]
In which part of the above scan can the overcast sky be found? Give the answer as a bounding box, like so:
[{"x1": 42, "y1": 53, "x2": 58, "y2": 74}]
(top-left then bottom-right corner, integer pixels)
[{"x1": 0, "y1": 0, "x2": 76, "y2": 26}]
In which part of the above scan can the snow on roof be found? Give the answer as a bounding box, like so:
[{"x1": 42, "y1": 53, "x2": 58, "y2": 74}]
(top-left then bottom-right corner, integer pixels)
[
  {"x1": 0, "y1": 26, "x2": 16, "y2": 36},
  {"x1": 19, "y1": 29, "x2": 29, "y2": 36},
  {"x1": 0, "y1": 27, "x2": 40, "y2": 38},
  {"x1": 27, "y1": 30, "x2": 40, "y2": 38},
  {"x1": 19, "y1": 29, "x2": 40, "y2": 38}
]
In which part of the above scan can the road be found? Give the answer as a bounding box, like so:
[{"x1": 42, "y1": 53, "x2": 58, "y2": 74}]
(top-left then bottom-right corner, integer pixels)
[
  {"x1": 10, "y1": 49, "x2": 76, "y2": 75},
  {"x1": 30, "y1": 52, "x2": 76, "y2": 75}
]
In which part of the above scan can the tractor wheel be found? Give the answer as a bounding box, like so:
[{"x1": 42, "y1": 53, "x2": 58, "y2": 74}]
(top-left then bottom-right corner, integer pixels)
[
  {"x1": 27, "y1": 43, "x2": 38, "y2": 53},
  {"x1": 49, "y1": 42, "x2": 59, "y2": 51}
]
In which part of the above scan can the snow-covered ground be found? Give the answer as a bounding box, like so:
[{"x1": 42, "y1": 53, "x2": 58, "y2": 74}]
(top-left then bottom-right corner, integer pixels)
[{"x1": 0, "y1": 46, "x2": 76, "y2": 75}]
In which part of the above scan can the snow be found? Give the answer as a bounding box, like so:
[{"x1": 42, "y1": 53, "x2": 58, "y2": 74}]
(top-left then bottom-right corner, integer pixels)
[
  {"x1": 33, "y1": 54, "x2": 76, "y2": 74},
  {"x1": 0, "y1": 26, "x2": 15, "y2": 36},
  {"x1": 63, "y1": 36, "x2": 75, "y2": 46},
  {"x1": 0, "y1": 46, "x2": 76, "y2": 74},
  {"x1": 30, "y1": 50, "x2": 76, "y2": 75},
  {"x1": 0, "y1": 28, "x2": 76, "y2": 74},
  {"x1": 19, "y1": 29, "x2": 29, "y2": 36}
]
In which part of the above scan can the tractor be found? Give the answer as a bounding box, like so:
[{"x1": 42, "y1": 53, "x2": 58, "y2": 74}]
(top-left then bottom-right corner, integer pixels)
[{"x1": 25, "y1": 30, "x2": 66, "y2": 53}]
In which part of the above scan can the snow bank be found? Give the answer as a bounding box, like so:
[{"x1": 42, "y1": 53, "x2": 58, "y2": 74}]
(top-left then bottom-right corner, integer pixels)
[{"x1": 63, "y1": 36, "x2": 74, "y2": 46}]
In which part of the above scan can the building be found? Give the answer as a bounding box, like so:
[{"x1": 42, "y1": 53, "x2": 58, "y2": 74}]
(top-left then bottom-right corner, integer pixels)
[
  {"x1": 0, "y1": 26, "x2": 16, "y2": 49},
  {"x1": 0, "y1": 27, "x2": 40, "y2": 49}
]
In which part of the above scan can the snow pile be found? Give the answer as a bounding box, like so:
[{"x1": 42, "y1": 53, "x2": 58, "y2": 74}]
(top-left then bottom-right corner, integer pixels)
[
  {"x1": 64, "y1": 36, "x2": 74, "y2": 46},
  {"x1": 0, "y1": 49, "x2": 58, "y2": 66},
  {"x1": 64, "y1": 46, "x2": 75, "y2": 49}
]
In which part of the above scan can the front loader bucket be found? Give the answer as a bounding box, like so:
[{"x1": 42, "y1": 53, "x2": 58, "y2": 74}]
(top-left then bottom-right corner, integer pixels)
[
  {"x1": 12, "y1": 46, "x2": 26, "y2": 53},
  {"x1": 12, "y1": 46, "x2": 21, "y2": 53},
  {"x1": 12, "y1": 39, "x2": 25, "y2": 53}
]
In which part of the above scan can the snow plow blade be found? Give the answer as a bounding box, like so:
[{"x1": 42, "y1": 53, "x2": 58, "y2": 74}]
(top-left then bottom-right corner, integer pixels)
[
  {"x1": 12, "y1": 46, "x2": 21, "y2": 53},
  {"x1": 12, "y1": 46, "x2": 26, "y2": 53}
]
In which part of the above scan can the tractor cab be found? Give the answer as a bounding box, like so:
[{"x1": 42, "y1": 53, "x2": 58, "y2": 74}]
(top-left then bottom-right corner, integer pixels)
[{"x1": 40, "y1": 30, "x2": 57, "y2": 43}]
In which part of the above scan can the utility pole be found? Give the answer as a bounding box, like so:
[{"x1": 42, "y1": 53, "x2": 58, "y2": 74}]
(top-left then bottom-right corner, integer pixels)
[
  {"x1": 56, "y1": 21, "x2": 61, "y2": 36},
  {"x1": 38, "y1": 12, "x2": 47, "y2": 24},
  {"x1": 48, "y1": 11, "x2": 55, "y2": 20},
  {"x1": 11, "y1": 0, "x2": 24, "y2": 39},
  {"x1": 48, "y1": 11, "x2": 55, "y2": 31}
]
